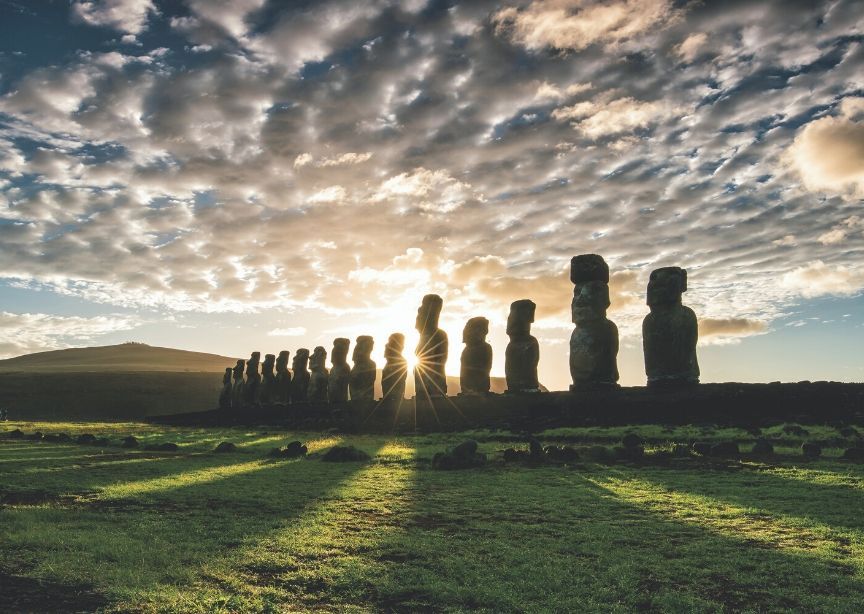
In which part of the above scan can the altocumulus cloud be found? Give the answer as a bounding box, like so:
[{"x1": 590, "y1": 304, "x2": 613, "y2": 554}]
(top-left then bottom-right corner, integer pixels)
[{"x1": 0, "y1": 0, "x2": 862, "y2": 355}]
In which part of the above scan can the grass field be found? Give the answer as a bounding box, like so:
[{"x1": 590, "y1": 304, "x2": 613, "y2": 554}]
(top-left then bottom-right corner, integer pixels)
[{"x1": 3, "y1": 421, "x2": 864, "y2": 612}]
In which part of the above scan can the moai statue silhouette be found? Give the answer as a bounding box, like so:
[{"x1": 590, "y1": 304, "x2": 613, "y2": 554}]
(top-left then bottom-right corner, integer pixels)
[
  {"x1": 231, "y1": 359, "x2": 245, "y2": 408},
  {"x1": 460, "y1": 317, "x2": 492, "y2": 395},
  {"x1": 414, "y1": 294, "x2": 448, "y2": 399},
  {"x1": 382, "y1": 333, "x2": 408, "y2": 405},
  {"x1": 349, "y1": 336, "x2": 377, "y2": 402},
  {"x1": 308, "y1": 346, "x2": 330, "y2": 402},
  {"x1": 505, "y1": 300, "x2": 540, "y2": 393},
  {"x1": 219, "y1": 367, "x2": 232, "y2": 409},
  {"x1": 328, "y1": 338, "x2": 351, "y2": 403},
  {"x1": 642, "y1": 266, "x2": 700, "y2": 387},
  {"x1": 275, "y1": 350, "x2": 292, "y2": 404},
  {"x1": 259, "y1": 353, "x2": 276, "y2": 403},
  {"x1": 243, "y1": 352, "x2": 261, "y2": 406},
  {"x1": 569, "y1": 254, "x2": 619, "y2": 389},
  {"x1": 290, "y1": 349, "x2": 311, "y2": 403}
]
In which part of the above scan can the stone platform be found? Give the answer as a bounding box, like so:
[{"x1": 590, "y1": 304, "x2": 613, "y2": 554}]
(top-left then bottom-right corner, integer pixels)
[{"x1": 147, "y1": 381, "x2": 864, "y2": 432}]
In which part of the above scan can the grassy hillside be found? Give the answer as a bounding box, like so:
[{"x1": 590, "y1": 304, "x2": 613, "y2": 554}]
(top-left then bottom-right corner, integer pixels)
[
  {"x1": 0, "y1": 343, "x2": 508, "y2": 420},
  {"x1": 2, "y1": 421, "x2": 864, "y2": 612},
  {"x1": 0, "y1": 342, "x2": 238, "y2": 373}
]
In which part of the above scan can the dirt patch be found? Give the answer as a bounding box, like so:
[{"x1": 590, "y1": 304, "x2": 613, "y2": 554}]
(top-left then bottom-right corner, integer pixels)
[
  {"x1": 0, "y1": 572, "x2": 107, "y2": 613},
  {"x1": 0, "y1": 489, "x2": 65, "y2": 506}
]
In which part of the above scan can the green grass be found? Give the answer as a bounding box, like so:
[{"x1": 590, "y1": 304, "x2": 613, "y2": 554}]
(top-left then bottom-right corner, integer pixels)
[{"x1": 2, "y1": 421, "x2": 864, "y2": 612}]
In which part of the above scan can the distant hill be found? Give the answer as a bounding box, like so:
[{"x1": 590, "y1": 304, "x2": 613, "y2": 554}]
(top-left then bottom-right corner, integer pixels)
[{"x1": 0, "y1": 343, "x2": 238, "y2": 373}]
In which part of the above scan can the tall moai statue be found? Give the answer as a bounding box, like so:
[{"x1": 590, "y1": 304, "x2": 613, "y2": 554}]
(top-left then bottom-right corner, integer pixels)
[
  {"x1": 290, "y1": 349, "x2": 311, "y2": 403},
  {"x1": 569, "y1": 255, "x2": 619, "y2": 389},
  {"x1": 349, "y1": 335, "x2": 377, "y2": 401},
  {"x1": 231, "y1": 359, "x2": 245, "y2": 408},
  {"x1": 414, "y1": 294, "x2": 448, "y2": 399},
  {"x1": 328, "y1": 338, "x2": 351, "y2": 403},
  {"x1": 308, "y1": 346, "x2": 329, "y2": 402},
  {"x1": 643, "y1": 266, "x2": 700, "y2": 387},
  {"x1": 505, "y1": 299, "x2": 540, "y2": 393},
  {"x1": 460, "y1": 317, "x2": 492, "y2": 395},
  {"x1": 275, "y1": 350, "x2": 292, "y2": 404},
  {"x1": 259, "y1": 353, "x2": 277, "y2": 403},
  {"x1": 243, "y1": 352, "x2": 261, "y2": 405},
  {"x1": 381, "y1": 333, "x2": 408, "y2": 404},
  {"x1": 219, "y1": 367, "x2": 232, "y2": 409}
]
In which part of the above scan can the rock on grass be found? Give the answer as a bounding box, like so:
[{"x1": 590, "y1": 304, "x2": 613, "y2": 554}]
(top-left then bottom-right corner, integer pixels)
[
  {"x1": 432, "y1": 440, "x2": 486, "y2": 470},
  {"x1": 214, "y1": 441, "x2": 237, "y2": 453},
  {"x1": 270, "y1": 441, "x2": 308, "y2": 458},
  {"x1": 801, "y1": 442, "x2": 822, "y2": 459}
]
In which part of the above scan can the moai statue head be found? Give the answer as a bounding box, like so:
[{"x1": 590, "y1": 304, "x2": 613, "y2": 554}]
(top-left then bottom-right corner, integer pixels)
[
  {"x1": 331, "y1": 338, "x2": 350, "y2": 366},
  {"x1": 275, "y1": 350, "x2": 290, "y2": 373},
  {"x1": 463, "y1": 317, "x2": 489, "y2": 345},
  {"x1": 262, "y1": 353, "x2": 275, "y2": 372},
  {"x1": 223, "y1": 367, "x2": 232, "y2": 385},
  {"x1": 647, "y1": 266, "x2": 687, "y2": 310},
  {"x1": 245, "y1": 352, "x2": 260, "y2": 377},
  {"x1": 292, "y1": 348, "x2": 310, "y2": 371},
  {"x1": 232, "y1": 359, "x2": 245, "y2": 380},
  {"x1": 310, "y1": 346, "x2": 328, "y2": 370},
  {"x1": 571, "y1": 255, "x2": 611, "y2": 323},
  {"x1": 385, "y1": 333, "x2": 405, "y2": 361},
  {"x1": 416, "y1": 294, "x2": 443, "y2": 335},
  {"x1": 506, "y1": 299, "x2": 536, "y2": 338},
  {"x1": 353, "y1": 335, "x2": 374, "y2": 363}
]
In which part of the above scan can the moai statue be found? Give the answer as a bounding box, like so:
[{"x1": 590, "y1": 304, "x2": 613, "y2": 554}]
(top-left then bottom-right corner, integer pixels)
[
  {"x1": 275, "y1": 350, "x2": 292, "y2": 404},
  {"x1": 349, "y1": 335, "x2": 377, "y2": 401},
  {"x1": 414, "y1": 294, "x2": 448, "y2": 399},
  {"x1": 243, "y1": 352, "x2": 261, "y2": 405},
  {"x1": 308, "y1": 346, "x2": 330, "y2": 402},
  {"x1": 290, "y1": 349, "x2": 311, "y2": 403},
  {"x1": 505, "y1": 299, "x2": 540, "y2": 393},
  {"x1": 460, "y1": 317, "x2": 492, "y2": 395},
  {"x1": 569, "y1": 255, "x2": 619, "y2": 389},
  {"x1": 328, "y1": 338, "x2": 351, "y2": 403},
  {"x1": 643, "y1": 266, "x2": 700, "y2": 387},
  {"x1": 218, "y1": 367, "x2": 232, "y2": 409},
  {"x1": 259, "y1": 353, "x2": 277, "y2": 403},
  {"x1": 381, "y1": 333, "x2": 408, "y2": 404},
  {"x1": 231, "y1": 359, "x2": 245, "y2": 408}
]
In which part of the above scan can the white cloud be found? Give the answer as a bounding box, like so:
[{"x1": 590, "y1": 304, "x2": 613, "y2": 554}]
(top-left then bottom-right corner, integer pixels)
[
  {"x1": 493, "y1": 0, "x2": 678, "y2": 52},
  {"x1": 306, "y1": 185, "x2": 348, "y2": 204},
  {"x1": 553, "y1": 97, "x2": 684, "y2": 138},
  {"x1": 675, "y1": 32, "x2": 708, "y2": 62},
  {"x1": 373, "y1": 168, "x2": 481, "y2": 212},
  {"x1": 72, "y1": 0, "x2": 157, "y2": 35},
  {"x1": 788, "y1": 97, "x2": 864, "y2": 199},
  {"x1": 782, "y1": 261, "x2": 864, "y2": 298}
]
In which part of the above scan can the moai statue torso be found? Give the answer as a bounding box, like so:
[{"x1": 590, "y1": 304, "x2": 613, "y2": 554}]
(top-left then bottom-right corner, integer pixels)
[
  {"x1": 290, "y1": 349, "x2": 311, "y2": 403},
  {"x1": 328, "y1": 338, "x2": 351, "y2": 403},
  {"x1": 349, "y1": 336, "x2": 377, "y2": 402},
  {"x1": 219, "y1": 367, "x2": 232, "y2": 409},
  {"x1": 259, "y1": 354, "x2": 276, "y2": 404},
  {"x1": 231, "y1": 359, "x2": 245, "y2": 408},
  {"x1": 243, "y1": 352, "x2": 261, "y2": 405},
  {"x1": 382, "y1": 333, "x2": 408, "y2": 404},
  {"x1": 642, "y1": 266, "x2": 700, "y2": 387},
  {"x1": 308, "y1": 346, "x2": 330, "y2": 402},
  {"x1": 414, "y1": 294, "x2": 448, "y2": 399},
  {"x1": 570, "y1": 255, "x2": 619, "y2": 389},
  {"x1": 275, "y1": 351, "x2": 292, "y2": 404},
  {"x1": 460, "y1": 317, "x2": 492, "y2": 395},
  {"x1": 505, "y1": 299, "x2": 540, "y2": 393}
]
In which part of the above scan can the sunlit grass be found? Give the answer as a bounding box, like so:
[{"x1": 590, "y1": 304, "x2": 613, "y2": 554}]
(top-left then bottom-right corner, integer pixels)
[{"x1": 3, "y1": 421, "x2": 864, "y2": 611}]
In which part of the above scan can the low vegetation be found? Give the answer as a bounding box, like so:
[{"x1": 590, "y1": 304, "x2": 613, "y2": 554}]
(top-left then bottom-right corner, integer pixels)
[{"x1": 2, "y1": 421, "x2": 864, "y2": 612}]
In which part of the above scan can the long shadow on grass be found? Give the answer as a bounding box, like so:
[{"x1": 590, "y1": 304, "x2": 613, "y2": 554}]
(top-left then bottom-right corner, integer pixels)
[
  {"x1": 354, "y1": 465, "x2": 864, "y2": 612},
  {"x1": 618, "y1": 462, "x2": 864, "y2": 533},
  {"x1": 1, "y1": 440, "x2": 387, "y2": 608}
]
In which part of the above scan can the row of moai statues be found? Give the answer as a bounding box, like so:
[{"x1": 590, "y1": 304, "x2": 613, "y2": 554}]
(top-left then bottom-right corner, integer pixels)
[{"x1": 218, "y1": 254, "x2": 700, "y2": 408}]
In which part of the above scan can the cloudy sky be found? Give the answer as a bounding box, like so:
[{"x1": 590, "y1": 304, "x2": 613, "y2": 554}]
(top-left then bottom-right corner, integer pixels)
[{"x1": 0, "y1": 0, "x2": 862, "y2": 389}]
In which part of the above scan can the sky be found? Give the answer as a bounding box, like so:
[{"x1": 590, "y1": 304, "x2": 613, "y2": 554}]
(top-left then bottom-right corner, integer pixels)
[{"x1": 0, "y1": 0, "x2": 862, "y2": 390}]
